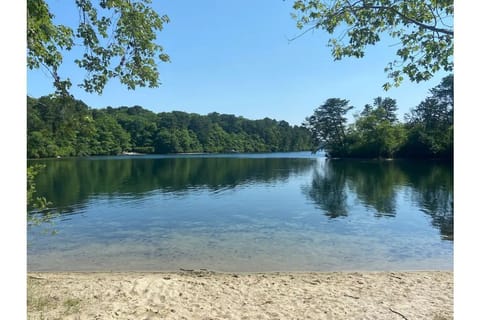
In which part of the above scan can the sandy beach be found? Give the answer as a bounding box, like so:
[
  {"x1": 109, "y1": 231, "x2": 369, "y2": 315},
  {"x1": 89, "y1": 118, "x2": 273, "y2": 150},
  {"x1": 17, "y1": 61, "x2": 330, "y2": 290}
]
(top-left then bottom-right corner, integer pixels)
[{"x1": 27, "y1": 270, "x2": 452, "y2": 320}]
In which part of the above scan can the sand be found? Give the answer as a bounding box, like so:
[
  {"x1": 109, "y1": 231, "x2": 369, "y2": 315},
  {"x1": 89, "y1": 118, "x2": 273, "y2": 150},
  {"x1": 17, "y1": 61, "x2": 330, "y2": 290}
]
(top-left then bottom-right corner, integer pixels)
[{"x1": 27, "y1": 270, "x2": 453, "y2": 320}]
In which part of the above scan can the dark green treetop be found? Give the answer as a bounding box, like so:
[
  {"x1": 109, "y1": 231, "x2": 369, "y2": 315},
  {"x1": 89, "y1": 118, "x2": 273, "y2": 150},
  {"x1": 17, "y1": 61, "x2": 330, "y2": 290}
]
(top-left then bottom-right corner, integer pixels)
[
  {"x1": 303, "y1": 98, "x2": 353, "y2": 155},
  {"x1": 353, "y1": 98, "x2": 406, "y2": 158},
  {"x1": 406, "y1": 74, "x2": 453, "y2": 129}
]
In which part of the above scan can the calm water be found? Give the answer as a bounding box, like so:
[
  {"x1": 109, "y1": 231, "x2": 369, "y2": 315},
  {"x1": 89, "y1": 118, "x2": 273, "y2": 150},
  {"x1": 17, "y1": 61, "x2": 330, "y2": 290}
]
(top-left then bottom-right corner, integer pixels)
[{"x1": 27, "y1": 152, "x2": 453, "y2": 272}]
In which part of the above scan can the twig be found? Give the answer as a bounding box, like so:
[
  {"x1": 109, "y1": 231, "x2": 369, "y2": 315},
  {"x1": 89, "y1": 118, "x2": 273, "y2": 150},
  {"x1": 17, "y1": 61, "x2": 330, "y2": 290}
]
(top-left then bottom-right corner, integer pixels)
[
  {"x1": 287, "y1": 25, "x2": 317, "y2": 43},
  {"x1": 344, "y1": 294, "x2": 360, "y2": 299},
  {"x1": 389, "y1": 307, "x2": 408, "y2": 320}
]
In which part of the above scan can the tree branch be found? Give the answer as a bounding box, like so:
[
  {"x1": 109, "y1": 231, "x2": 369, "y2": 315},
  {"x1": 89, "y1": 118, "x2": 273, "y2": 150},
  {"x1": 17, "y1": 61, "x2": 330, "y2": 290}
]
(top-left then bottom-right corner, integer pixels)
[
  {"x1": 356, "y1": 5, "x2": 453, "y2": 36},
  {"x1": 288, "y1": 25, "x2": 318, "y2": 42}
]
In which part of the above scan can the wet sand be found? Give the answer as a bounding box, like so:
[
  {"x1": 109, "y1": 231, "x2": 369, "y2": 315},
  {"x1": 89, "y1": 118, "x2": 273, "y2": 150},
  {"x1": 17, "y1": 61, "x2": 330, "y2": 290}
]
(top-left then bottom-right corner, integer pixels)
[{"x1": 27, "y1": 270, "x2": 452, "y2": 319}]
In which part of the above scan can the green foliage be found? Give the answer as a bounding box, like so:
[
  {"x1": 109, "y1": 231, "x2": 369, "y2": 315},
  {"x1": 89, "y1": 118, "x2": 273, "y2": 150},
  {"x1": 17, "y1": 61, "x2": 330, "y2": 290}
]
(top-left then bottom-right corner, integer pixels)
[
  {"x1": 92, "y1": 112, "x2": 132, "y2": 154},
  {"x1": 303, "y1": 98, "x2": 353, "y2": 156},
  {"x1": 27, "y1": 95, "x2": 312, "y2": 158},
  {"x1": 370, "y1": 97, "x2": 398, "y2": 123},
  {"x1": 27, "y1": 95, "x2": 132, "y2": 157},
  {"x1": 27, "y1": 0, "x2": 170, "y2": 95},
  {"x1": 291, "y1": 0, "x2": 453, "y2": 89},
  {"x1": 349, "y1": 97, "x2": 406, "y2": 158},
  {"x1": 27, "y1": 165, "x2": 50, "y2": 211},
  {"x1": 401, "y1": 74, "x2": 453, "y2": 158},
  {"x1": 27, "y1": 165, "x2": 57, "y2": 232},
  {"x1": 304, "y1": 74, "x2": 452, "y2": 159},
  {"x1": 27, "y1": 0, "x2": 74, "y2": 94}
]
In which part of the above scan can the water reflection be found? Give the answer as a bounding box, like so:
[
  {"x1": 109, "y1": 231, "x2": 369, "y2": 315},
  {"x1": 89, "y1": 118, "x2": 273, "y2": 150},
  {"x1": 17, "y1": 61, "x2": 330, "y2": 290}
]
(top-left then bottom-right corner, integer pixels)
[
  {"x1": 29, "y1": 156, "x2": 317, "y2": 213},
  {"x1": 303, "y1": 159, "x2": 453, "y2": 240},
  {"x1": 401, "y1": 162, "x2": 453, "y2": 240},
  {"x1": 302, "y1": 161, "x2": 348, "y2": 218},
  {"x1": 28, "y1": 154, "x2": 453, "y2": 271}
]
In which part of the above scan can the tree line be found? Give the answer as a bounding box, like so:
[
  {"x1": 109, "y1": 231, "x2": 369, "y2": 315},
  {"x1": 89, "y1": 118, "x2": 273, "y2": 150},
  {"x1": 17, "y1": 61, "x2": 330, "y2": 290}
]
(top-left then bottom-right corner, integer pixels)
[
  {"x1": 27, "y1": 96, "x2": 312, "y2": 158},
  {"x1": 304, "y1": 74, "x2": 453, "y2": 159}
]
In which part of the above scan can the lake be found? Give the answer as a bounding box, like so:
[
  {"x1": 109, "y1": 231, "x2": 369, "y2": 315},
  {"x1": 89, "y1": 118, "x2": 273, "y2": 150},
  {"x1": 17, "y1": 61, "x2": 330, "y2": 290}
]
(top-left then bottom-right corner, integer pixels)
[{"x1": 27, "y1": 152, "x2": 453, "y2": 272}]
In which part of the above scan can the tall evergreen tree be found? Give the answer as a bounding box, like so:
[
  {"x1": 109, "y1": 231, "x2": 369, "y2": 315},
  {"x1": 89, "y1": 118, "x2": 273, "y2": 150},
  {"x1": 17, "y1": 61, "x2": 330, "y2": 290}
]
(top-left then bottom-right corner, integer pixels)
[{"x1": 304, "y1": 98, "x2": 353, "y2": 157}]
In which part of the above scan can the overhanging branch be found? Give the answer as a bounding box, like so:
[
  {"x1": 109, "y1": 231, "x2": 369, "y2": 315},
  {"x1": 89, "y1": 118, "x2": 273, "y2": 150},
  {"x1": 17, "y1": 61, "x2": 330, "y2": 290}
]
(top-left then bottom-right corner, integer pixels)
[{"x1": 351, "y1": 4, "x2": 453, "y2": 36}]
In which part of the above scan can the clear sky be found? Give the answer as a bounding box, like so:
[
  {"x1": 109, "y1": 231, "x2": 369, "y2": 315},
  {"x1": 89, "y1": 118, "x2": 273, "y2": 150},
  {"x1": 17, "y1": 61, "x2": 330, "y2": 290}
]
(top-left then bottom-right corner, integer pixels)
[{"x1": 27, "y1": 0, "x2": 450, "y2": 126}]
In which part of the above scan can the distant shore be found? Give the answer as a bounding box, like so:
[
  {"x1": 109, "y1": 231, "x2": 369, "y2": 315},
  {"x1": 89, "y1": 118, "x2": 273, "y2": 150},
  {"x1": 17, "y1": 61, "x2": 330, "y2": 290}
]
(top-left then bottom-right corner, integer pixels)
[{"x1": 27, "y1": 271, "x2": 452, "y2": 319}]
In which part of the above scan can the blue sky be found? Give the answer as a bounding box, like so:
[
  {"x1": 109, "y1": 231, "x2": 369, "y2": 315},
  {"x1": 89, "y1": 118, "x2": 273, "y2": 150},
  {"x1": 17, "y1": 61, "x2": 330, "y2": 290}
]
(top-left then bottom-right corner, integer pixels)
[{"x1": 27, "y1": 0, "x2": 450, "y2": 126}]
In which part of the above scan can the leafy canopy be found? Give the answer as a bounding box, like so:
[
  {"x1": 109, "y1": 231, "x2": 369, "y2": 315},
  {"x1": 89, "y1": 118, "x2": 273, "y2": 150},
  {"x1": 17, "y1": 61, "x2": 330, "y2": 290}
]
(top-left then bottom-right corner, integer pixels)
[
  {"x1": 302, "y1": 74, "x2": 453, "y2": 159},
  {"x1": 403, "y1": 74, "x2": 452, "y2": 157},
  {"x1": 291, "y1": 0, "x2": 453, "y2": 89},
  {"x1": 27, "y1": 95, "x2": 313, "y2": 158},
  {"x1": 27, "y1": 0, "x2": 170, "y2": 95},
  {"x1": 353, "y1": 97, "x2": 406, "y2": 158},
  {"x1": 303, "y1": 98, "x2": 353, "y2": 154}
]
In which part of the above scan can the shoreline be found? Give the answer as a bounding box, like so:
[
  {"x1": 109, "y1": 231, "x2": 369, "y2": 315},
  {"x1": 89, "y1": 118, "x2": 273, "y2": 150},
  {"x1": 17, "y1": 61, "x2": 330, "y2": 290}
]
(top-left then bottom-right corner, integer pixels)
[{"x1": 28, "y1": 270, "x2": 453, "y2": 319}]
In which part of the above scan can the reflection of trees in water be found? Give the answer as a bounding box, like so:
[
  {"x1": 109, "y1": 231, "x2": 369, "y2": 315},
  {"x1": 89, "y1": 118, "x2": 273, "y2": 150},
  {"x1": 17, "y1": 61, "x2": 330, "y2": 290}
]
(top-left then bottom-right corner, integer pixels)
[
  {"x1": 303, "y1": 160, "x2": 406, "y2": 217},
  {"x1": 303, "y1": 159, "x2": 453, "y2": 240},
  {"x1": 29, "y1": 157, "x2": 316, "y2": 214},
  {"x1": 418, "y1": 188, "x2": 453, "y2": 241},
  {"x1": 343, "y1": 161, "x2": 407, "y2": 217},
  {"x1": 400, "y1": 163, "x2": 453, "y2": 240},
  {"x1": 302, "y1": 162, "x2": 348, "y2": 218}
]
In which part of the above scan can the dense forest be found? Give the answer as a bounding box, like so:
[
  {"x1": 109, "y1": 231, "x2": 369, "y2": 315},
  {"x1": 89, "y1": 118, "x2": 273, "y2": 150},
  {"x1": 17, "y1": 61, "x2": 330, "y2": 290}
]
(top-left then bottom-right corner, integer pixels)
[
  {"x1": 28, "y1": 74, "x2": 453, "y2": 160},
  {"x1": 27, "y1": 96, "x2": 312, "y2": 158},
  {"x1": 304, "y1": 74, "x2": 453, "y2": 160}
]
